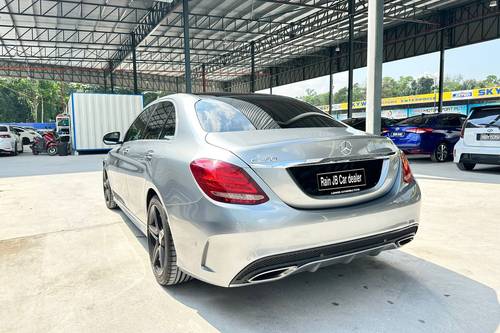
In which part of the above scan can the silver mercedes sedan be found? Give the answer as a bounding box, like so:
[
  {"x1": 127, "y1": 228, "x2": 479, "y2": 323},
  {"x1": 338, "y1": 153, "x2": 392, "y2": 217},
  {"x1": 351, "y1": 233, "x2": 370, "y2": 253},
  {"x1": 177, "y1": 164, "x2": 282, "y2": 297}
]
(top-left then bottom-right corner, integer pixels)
[{"x1": 102, "y1": 93, "x2": 421, "y2": 288}]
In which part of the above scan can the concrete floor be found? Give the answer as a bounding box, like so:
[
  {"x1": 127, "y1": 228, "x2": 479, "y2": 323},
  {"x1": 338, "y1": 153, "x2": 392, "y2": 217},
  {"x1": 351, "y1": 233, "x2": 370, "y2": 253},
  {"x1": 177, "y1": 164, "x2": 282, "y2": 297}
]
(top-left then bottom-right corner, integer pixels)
[{"x1": 1, "y1": 150, "x2": 499, "y2": 333}]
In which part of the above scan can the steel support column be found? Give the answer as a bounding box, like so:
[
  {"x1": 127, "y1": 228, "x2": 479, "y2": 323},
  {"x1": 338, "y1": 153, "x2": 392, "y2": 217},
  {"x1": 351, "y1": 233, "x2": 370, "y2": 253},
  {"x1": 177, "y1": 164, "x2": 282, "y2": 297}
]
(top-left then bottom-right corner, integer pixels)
[
  {"x1": 328, "y1": 47, "x2": 334, "y2": 115},
  {"x1": 202, "y1": 63, "x2": 206, "y2": 92},
  {"x1": 347, "y1": 0, "x2": 355, "y2": 118},
  {"x1": 365, "y1": 0, "x2": 384, "y2": 135},
  {"x1": 437, "y1": 15, "x2": 446, "y2": 113},
  {"x1": 176, "y1": 77, "x2": 179, "y2": 93},
  {"x1": 269, "y1": 67, "x2": 273, "y2": 94},
  {"x1": 131, "y1": 33, "x2": 138, "y2": 94},
  {"x1": 250, "y1": 41, "x2": 255, "y2": 92},
  {"x1": 182, "y1": 0, "x2": 192, "y2": 93},
  {"x1": 103, "y1": 71, "x2": 107, "y2": 93},
  {"x1": 109, "y1": 61, "x2": 115, "y2": 93}
]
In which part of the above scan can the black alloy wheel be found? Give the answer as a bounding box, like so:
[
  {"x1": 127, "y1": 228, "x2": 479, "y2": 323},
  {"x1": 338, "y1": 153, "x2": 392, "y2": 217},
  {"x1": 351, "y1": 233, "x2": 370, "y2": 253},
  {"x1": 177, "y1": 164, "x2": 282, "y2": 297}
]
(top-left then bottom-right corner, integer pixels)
[
  {"x1": 103, "y1": 171, "x2": 117, "y2": 209},
  {"x1": 147, "y1": 196, "x2": 191, "y2": 286},
  {"x1": 431, "y1": 142, "x2": 449, "y2": 162}
]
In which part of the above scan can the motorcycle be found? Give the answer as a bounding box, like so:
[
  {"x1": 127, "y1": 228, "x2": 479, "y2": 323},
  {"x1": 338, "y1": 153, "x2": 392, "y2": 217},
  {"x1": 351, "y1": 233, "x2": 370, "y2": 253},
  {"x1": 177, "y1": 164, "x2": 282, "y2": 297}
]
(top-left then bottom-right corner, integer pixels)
[{"x1": 31, "y1": 131, "x2": 59, "y2": 156}]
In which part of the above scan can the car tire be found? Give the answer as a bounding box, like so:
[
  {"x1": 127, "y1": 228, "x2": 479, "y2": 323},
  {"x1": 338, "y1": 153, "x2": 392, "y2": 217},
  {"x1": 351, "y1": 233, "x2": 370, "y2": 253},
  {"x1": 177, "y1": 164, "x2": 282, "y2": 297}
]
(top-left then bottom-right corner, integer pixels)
[
  {"x1": 11, "y1": 142, "x2": 18, "y2": 156},
  {"x1": 457, "y1": 162, "x2": 475, "y2": 171},
  {"x1": 103, "y1": 171, "x2": 118, "y2": 209},
  {"x1": 431, "y1": 142, "x2": 449, "y2": 162},
  {"x1": 22, "y1": 137, "x2": 30, "y2": 145},
  {"x1": 147, "y1": 196, "x2": 191, "y2": 286},
  {"x1": 47, "y1": 146, "x2": 57, "y2": 156}
]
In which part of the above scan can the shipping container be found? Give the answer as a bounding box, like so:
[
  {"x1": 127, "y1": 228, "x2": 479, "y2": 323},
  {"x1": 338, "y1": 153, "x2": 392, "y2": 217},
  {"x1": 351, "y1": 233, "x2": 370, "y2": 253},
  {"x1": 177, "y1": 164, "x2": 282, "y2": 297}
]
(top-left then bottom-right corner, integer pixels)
[{"x1": 68, "y1": 93, "x2": 143, "y2": 152}]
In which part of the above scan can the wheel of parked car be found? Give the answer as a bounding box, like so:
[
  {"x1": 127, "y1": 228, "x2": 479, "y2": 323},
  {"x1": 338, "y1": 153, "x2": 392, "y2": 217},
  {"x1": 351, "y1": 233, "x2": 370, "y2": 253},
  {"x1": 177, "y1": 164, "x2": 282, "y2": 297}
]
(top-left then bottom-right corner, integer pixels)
[
  {"x1": 103, "y1": 171, "x2": 117, "y2": 209},
  {"x1": 47, "y1": 146, "x2": 57, "y2": 156},
  {"x1": 457, "y1": 162, "x2": 475, "y2": 171},
  {"x1": 431, "y1": 142, "x2": 449, "y2": 162},
  {"x1": 147, "y1": 196, "x2": 191, "y2": 286},
  {"x1": 22, "y1": 137, "x2": 30, "y2": 145}
]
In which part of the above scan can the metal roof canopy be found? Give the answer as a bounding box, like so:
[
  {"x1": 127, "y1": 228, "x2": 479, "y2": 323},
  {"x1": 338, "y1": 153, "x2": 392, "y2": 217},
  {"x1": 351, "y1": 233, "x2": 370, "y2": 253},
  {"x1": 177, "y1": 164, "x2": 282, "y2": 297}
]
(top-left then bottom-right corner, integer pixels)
[{"x1": 0, "y1": 0, "x2": 498, "y2": 95}]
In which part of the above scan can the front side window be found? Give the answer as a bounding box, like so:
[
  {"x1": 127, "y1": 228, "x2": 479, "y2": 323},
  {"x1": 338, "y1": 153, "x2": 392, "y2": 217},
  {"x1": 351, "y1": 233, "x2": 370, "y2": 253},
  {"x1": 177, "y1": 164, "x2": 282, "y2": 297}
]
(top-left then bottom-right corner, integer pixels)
[
  {"x1": 195, "y1": 95, "x2": 344, "y2": 133},
  {"x1": 467, "y1": 108, "x2": 500, "y2": 128}
]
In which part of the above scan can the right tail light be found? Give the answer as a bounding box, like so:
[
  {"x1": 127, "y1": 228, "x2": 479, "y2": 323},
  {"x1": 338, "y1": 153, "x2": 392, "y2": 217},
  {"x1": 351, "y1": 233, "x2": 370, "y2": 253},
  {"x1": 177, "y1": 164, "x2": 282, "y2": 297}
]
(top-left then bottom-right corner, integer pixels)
[{"x1": 400, "y1": 152, "x2": 414, "y2": 183}]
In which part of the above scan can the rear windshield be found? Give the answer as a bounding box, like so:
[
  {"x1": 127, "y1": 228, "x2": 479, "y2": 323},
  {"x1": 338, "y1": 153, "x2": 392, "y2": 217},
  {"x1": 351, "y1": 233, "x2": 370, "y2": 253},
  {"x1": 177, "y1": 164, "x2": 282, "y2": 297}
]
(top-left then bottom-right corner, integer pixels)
[
  {"x1": 0, "y1": 126, "x2": 7, "y2": 132},
  {"x1": 195, "y1": 94, "x2": 345, "y2": 133},
  {"x1": 467, "y1": 108, "x2": 500, "y2": 128},
  {"x1": 396, "y1": 114, "x2": 434, "y2": 126}
]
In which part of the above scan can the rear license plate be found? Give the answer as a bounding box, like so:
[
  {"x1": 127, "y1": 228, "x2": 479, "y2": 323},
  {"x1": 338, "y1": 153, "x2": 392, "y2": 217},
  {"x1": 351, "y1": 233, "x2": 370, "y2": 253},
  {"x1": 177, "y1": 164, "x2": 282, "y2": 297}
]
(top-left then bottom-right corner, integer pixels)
[
  {"x1": 391, "y1": 132, "x2": 405, "y2": 137},
  {"x1": 478, "y1": 133, "x2": 500, "y2": 141},
  {"x1": 317, "y1": 168, "x2": 367, "y2": 194}
]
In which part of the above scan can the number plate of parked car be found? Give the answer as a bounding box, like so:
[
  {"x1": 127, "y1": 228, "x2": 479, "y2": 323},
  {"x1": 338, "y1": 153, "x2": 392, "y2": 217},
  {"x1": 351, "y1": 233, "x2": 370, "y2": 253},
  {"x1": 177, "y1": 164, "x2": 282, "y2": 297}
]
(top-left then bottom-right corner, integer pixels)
[
  {"x1": 478, "y1": 133, "x2": 500, "y2": 141},
  {"x1": 317, "y1": 168, "x2": 367, "y2": 193},
  {"x1": 391, "y1": 132, "x2": 405, "y2": 137}
]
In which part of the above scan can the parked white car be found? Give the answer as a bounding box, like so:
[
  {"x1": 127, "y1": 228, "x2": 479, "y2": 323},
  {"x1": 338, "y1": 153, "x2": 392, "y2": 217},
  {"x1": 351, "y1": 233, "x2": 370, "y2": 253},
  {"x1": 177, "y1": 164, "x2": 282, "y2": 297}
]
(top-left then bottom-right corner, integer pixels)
[
  {"x1": 12, "y1": 126, "x2": 40, "y2": 145},
  {"x1": 0, "y1": 125, "x2": 23, "y2": 156},
  {"x1": 454, "y1": 105, "x2": 500, "y2": 170}
]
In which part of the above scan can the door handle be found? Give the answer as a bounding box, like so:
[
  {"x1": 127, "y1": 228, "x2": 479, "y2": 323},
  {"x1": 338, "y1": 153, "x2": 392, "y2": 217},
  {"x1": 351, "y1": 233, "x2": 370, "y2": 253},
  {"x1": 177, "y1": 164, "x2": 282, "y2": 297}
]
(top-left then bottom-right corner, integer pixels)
[
  {"x1": 122, "y1": 148, "x2": 130, "y2": 155},
  {"x1": 145, "y1": 150, "x2": 154, "y2": 161}
]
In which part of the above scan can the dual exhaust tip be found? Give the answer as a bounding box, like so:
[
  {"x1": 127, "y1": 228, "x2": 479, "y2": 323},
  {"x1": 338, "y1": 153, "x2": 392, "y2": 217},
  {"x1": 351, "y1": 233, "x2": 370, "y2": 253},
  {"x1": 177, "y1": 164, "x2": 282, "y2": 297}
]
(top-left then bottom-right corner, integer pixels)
[{"x1": 246, "y1": 235, "x2": 415, "y2": 284}]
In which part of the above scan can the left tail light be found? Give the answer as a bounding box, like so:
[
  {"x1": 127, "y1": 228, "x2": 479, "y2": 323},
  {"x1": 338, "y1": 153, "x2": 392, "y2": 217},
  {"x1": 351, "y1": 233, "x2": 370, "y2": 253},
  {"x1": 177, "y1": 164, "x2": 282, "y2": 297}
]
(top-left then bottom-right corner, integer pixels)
[
  {"x1": 460, "y1": 122, "x2": 467, "y2": 138},
  {"x1": 405, "y1": 127, "x2": 433, "y2": 134},
  {"x1": 400, "y1": 152, "x2": 414, "y2": 183},
  {"x1": 190, "y1": 159, "x2": 269, "y2": 205}
]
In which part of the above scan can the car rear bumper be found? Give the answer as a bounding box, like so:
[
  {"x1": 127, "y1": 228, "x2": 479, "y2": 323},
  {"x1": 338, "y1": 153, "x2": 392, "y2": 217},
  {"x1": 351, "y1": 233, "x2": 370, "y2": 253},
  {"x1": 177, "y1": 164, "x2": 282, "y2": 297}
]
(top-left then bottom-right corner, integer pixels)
[
  {"x1": 0, "y1": 140, "x2": 14, "y2": 152},
  {"x1": 166, "y1": 175, "x2": 421, "y2": 287},
  {"x1": 453, "y1": 140, "x2": 500, "y2": 165}
]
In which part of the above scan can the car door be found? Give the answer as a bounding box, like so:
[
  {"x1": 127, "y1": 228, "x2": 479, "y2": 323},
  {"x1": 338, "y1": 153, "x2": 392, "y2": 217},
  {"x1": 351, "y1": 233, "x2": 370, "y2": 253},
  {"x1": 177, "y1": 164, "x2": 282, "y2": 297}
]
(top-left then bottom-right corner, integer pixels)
[
  {"x1": 107, "y1": 108, "x2": 151, "y2": 206},
  {"x1": 124, "y1": 102, "x2": 161, "y2": 218}
]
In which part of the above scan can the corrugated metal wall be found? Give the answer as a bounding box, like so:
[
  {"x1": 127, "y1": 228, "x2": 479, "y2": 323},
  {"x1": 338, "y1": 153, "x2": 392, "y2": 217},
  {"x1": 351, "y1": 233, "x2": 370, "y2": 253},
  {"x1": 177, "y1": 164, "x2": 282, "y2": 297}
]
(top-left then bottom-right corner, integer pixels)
[{"x1": 69, "y1": 93, "x2": 142, "y2": 150}]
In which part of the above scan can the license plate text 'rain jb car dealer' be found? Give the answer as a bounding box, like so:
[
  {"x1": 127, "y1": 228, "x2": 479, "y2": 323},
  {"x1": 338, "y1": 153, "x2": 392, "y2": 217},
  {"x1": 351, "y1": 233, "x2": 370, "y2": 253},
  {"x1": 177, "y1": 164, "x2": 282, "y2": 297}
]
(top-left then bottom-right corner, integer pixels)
[{"x1": 102, "y1": 93, "x2": 421, "y2": 288}]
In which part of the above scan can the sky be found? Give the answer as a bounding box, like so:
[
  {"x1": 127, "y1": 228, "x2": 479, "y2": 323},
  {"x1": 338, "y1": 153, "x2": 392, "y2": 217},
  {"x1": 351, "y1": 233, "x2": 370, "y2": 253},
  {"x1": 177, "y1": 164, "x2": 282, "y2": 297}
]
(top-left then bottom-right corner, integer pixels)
[{"x1": 258, "y1": 38, "x2": 500, "y2": 98}]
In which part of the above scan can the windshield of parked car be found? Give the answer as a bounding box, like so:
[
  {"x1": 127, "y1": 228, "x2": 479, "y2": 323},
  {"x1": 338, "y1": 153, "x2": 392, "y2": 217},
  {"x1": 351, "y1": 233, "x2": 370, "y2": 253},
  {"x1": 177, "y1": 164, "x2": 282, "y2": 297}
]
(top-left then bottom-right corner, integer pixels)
[
  {"x1": 0, "y1": 126, "x2": 8, "y2": 132},
  {"x1": 467, "y1": 108, "x2": 500, "y2": 128},
  {"x1": 396, "y1": 114, "x2": 434, "y2": 126},
  {"x1": 195, "y1": 95, "x2": 345, "y2": 133}
]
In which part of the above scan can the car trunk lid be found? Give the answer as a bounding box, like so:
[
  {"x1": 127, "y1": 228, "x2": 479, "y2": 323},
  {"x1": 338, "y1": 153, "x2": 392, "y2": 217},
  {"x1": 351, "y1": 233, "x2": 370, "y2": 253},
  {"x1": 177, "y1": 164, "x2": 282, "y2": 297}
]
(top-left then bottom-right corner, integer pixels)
[{"x1": 206, "y1": 128, "x2": 400, "y2": 209}]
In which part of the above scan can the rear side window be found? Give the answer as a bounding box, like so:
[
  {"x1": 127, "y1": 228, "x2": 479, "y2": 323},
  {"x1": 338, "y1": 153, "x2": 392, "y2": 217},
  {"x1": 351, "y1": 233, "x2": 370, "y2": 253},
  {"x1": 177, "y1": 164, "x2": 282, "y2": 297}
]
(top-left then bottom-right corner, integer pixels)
[
  {"x1": 0, "y1": 126, "x2": 7, "y2": 132},
  {"x1": 142, "y1": 102, "x2": 176, "y2": 139},
  {"x1": 195, "y1": 95, "x2": 344, "y2": 133},
  {"x1": 123, "y1": 108, "x2": 151, "y2": 142},
  {"x1": 436, "y1": 115, "x2": 463, "y2": 127},
  {"x1": 467, "y1": 108, "x2": 500, "y2": 128},
  {"x1": 159, "y1": 102, "x2": 176, "y2": 138},
  {"x1": 397, "y1": 115, "x2": 434, "y2": 126}
]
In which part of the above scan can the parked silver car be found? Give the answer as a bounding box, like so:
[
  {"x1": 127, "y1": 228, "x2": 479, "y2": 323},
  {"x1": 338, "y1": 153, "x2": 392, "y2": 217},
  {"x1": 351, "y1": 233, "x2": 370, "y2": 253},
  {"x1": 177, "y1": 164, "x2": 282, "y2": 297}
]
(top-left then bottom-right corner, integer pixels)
[{"x1": 102, "y1": 93, "x2": 421, "y2": 287}]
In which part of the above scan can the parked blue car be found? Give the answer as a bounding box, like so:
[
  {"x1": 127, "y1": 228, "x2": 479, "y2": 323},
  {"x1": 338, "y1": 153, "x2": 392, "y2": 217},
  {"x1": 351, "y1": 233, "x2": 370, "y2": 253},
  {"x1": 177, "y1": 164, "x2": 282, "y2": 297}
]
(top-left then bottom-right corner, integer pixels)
[{"x1": 383, "y1": 113, "x2": 467, "y2": 162}]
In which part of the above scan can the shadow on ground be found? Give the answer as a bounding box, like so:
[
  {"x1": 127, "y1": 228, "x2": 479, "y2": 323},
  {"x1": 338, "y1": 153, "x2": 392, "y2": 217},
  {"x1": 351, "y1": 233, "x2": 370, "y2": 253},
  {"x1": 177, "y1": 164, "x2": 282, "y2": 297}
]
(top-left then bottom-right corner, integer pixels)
[{"x1": 120, "y1": 212, "x2": 500, "y2": 333}]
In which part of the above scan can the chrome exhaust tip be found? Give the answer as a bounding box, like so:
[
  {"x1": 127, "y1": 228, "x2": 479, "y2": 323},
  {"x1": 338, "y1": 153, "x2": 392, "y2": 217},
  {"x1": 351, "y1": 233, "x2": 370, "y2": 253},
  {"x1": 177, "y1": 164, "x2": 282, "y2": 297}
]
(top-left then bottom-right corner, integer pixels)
[
  {"x1": 247, "y1": 266, "x2": 297, "y2": 283},
  {"x1": 396, "y1": 235, "x2": 414, "y2": 247}
]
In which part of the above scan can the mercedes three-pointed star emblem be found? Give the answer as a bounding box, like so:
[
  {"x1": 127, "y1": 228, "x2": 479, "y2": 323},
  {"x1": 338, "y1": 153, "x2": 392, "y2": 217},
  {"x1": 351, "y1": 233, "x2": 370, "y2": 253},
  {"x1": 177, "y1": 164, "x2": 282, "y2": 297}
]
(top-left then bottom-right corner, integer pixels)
[{"x1": 340, "y1": 140, "x2": 353, "y2": 156}]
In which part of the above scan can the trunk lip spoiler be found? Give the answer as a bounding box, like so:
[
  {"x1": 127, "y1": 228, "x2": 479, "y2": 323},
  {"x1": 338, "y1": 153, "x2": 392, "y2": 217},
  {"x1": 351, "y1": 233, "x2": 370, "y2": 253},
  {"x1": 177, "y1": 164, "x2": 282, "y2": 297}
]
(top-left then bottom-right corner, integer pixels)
[{"x1": 249, "y1": 151, "x2": 396, "y2": 169}]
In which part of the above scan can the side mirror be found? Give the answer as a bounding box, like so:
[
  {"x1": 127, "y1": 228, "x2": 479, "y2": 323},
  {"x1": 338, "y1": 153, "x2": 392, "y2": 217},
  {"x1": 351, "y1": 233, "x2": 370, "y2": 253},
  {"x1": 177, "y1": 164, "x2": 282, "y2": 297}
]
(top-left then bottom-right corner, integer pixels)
[{"x1": 103, "y1": 131, "x2": 121, "y2": 145}]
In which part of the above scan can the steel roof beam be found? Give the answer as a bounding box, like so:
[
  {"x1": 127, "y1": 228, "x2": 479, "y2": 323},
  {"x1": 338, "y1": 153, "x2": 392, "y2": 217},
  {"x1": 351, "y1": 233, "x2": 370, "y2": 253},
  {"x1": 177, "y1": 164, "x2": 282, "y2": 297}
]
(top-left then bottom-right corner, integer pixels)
[
  {"x1": 109, "y1": 0, "x2": 182, "y2": 70},
  {"x1": 256, "y1": 0, "x2": 349, "y2": 12},
  {"x1": 0, "y1": 0, "x2": 149, "y2": 24}
]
